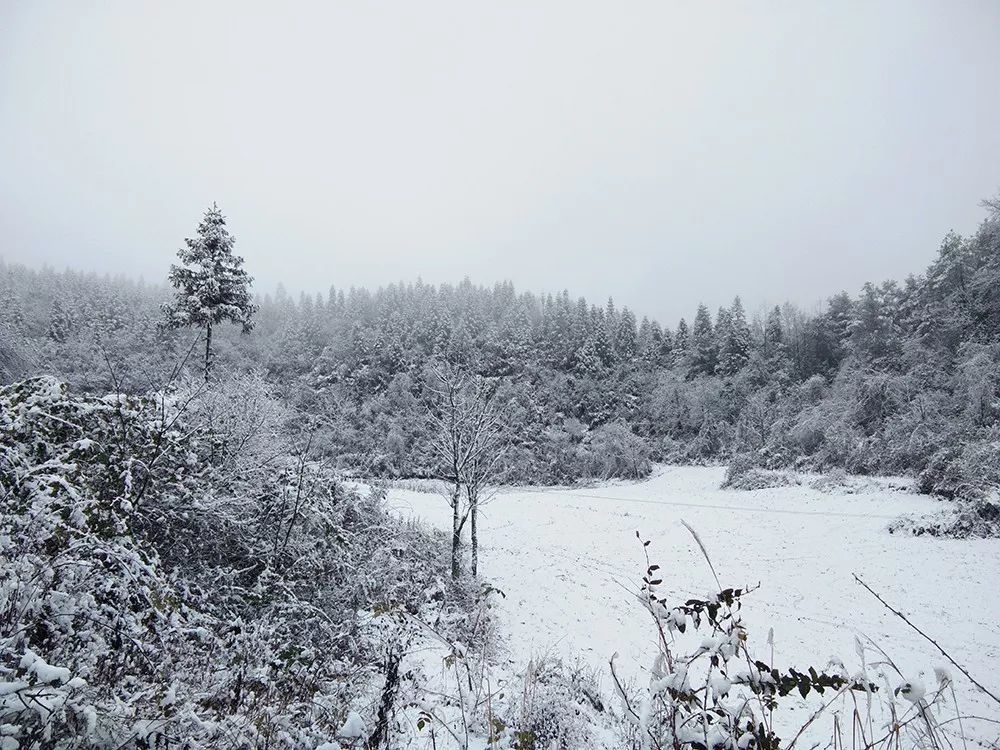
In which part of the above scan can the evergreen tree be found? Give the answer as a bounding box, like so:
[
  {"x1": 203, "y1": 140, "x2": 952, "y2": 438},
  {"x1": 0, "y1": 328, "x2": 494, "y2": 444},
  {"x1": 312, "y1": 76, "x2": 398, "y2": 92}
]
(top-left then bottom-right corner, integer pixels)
[
  {"x1": 615, "y1": 308, "x2": 638, "y2": 361},
  {"x1": 717, "y1": 296, "x2": 751, "y2": 375},
  {"x1": 592, "y1": 307, "x2": 614, "y2": 367},
  {"x1": 763, "y1": 305, "x2": 785, "y2": 360},
  {"x1": 657, "y1": 322, "x2": 673, "y2": 365},
  {"x1": 674, "y1": 318, "x2": 689, "y2": 353},
  {"x1": 689, "y1": 304, "x2": 716, "y2": 377},
  {"x1": 605, "y1": 297, "x2": 618, "y2": 352},
  {"x1": 47, "y1": 299, "x2": 73, "y2": 343},
  {"x1": 163, "y1": 205, "x2": 257, "y2": 379},
  {"x1": 713, "y1": 306, "x2": 733, "y2": 373}
]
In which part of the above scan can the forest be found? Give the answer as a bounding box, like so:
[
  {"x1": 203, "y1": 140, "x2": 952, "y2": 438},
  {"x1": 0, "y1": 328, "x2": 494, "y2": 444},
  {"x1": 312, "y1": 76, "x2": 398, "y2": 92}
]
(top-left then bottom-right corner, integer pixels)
[{"x1": 2, "y1": 196, "x2": 998, "y2": 498}]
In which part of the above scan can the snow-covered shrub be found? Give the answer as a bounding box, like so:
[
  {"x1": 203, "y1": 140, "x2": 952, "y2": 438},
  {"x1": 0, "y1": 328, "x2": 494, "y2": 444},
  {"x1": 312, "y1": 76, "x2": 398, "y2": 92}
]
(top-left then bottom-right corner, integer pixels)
[
  {"x1": 506, "y1": 658, "x2": 606, "y2": 750},
  {"x1": 722, "y1": 455, "x2": 799, "y2": 491},
  {"x1": 808, "y1": 469, "x2": 912, "y2": 495},
  {"x1": 917, "y1": 439, "x2": 1000, "y2": 500},
  {"x1": 724, "y1": 468, "x2": 799, "y2": 491},
  {"x1": 0, "y1": 376, "x2": 473, "y2": 748},
  {"x1": 889, "y1": 500, "x2": 1000, "y2": 538},
  {"x1": 584, "y1": 421, "x2": 651, "y2": 480},
  {"x1": 386, "y1": 477, "x2": 450, "y2": 494}
]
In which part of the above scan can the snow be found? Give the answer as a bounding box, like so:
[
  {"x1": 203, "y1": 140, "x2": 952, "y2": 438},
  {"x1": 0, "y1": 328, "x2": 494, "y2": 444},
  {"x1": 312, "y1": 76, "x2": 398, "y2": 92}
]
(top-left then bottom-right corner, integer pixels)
[
  {"x1": 336, "y1": 711, "x2": 365, "y2": 740},
  {"x1": 19, "y1": 650, "x2": 71, "y2": 686},
  {"x1": 388, "y1": 465, "x2": 1000, "y2": 741}
]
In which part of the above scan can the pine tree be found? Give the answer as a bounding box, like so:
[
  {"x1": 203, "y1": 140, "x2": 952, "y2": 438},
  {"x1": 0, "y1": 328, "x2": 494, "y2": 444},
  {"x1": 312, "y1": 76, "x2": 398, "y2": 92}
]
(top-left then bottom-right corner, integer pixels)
[
  {"x1": 47, "y1": 299, "x2": 73, "y2": 343},
  {"x1": 713, "y1": 306, "x2": 733, "y2": 366},
  {"x1": 163, "y1": 204, "x2": 257, "y2": 380},
  {"x1": 689, "y1": 304, "x2": 716, "y2": 376},
  {"x1": 637, "y1": 317, "x2": 655, "y2": 366},
  {"x1": 674, "y1": 318, "x2": 689, "y2": 353},
  {"x1": 717, "y1": 296, "x2": 750, "y2": 375},
  {"x1": 763, "y1": 305, "x2": 785, "y2": 360},
  {"x1": 592, "y1": 307, "x2": 614, "y2": 367},
  {"x1": 571, "y1": 297, "x2": 591, "y2": 351},
  {"x1": 616, "y1": 308, "x2": 638, "y2": 361},
  {"x1": 657, "y1": 322, "x2": 673, "y2": 364}
]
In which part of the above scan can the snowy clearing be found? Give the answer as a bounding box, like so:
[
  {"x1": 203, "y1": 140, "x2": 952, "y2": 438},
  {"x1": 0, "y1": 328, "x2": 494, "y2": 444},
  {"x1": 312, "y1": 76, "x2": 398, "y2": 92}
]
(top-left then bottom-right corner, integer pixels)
[{"x1": 388, "y1": 466, "x2": 1000, "y2": 742}]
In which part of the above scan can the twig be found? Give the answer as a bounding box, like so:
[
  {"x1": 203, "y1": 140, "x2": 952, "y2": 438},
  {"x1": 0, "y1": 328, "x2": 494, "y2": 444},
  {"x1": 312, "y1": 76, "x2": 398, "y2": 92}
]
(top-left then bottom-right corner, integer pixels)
[{"x1": 853, "y1": 574, "x2": 1000, "y2": 708}]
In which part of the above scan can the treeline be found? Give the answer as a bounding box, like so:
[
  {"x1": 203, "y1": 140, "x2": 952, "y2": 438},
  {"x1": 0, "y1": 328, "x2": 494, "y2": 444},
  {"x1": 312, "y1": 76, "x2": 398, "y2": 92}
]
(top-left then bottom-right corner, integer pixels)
[{"x1": 1, "y1": 197, "x2": 998, "y2": 495}]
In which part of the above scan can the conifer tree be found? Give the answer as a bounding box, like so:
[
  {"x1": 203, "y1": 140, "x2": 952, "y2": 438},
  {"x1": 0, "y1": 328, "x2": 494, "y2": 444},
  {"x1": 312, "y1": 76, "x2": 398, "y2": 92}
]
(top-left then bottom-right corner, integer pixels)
[
  {"x1": 657, "y1": 322, "x2": 673, "y2": 364},
  {"x1": 763, "y1": 305, "x2": 786, "y2": 360},
  {"x1": 47, "y1": 299, "x2": 73, "y2": 343},
  {"x1": 717, "y1": 296, "x2": 751, "y2": 375},
  {"x1": 674, "y1": 318, "x2": 689, "y2": 353},
  {"x1": 616, "y1": 308, "x2": 638, "y2": 361},
  {"x1": 689, "y1": 304, "x2": 716, "y2": 376},
  {"x1": 592, "y1": 307, "x2": 614, "y2": 367},
  {"x1": 637, "y1": 317, "x2": 655, "y2": 366},
  {"x1": 163, "y1": 204, "x2": 257, "y2": 380}
]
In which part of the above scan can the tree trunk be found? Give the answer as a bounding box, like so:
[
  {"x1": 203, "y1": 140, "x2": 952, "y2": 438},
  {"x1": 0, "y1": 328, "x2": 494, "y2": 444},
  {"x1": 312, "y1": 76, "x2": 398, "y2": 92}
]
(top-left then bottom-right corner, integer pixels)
[
  {"x1": 204, "y1": 322, "x2": 213, "y2": 381},
  {"x1": 470, "y1": 493, "x2": 478, "y2": 577},
  {"x1": 450, "y1": 483, "x2": 461, "y2": 579}
]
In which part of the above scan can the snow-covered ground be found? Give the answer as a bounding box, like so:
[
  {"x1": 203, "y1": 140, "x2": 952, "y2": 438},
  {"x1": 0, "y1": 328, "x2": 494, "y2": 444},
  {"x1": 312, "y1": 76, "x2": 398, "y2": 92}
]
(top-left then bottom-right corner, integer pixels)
[{"x1": 387, "y1": 466, "x2": 1000, "y2": 743}]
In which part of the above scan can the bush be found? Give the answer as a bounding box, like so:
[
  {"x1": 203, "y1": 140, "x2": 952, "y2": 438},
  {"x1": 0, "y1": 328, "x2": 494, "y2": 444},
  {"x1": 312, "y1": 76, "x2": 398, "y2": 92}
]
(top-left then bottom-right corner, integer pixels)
[
  {"x1": 722, "y1": 454, "x2": 799, "y2": 490},
  {"x1": 583, "y1": 421, "x2": 652, "y2": 480},
  {"x1": 0, "y1": 376, "x2": 473, "y2": 748},
  {"x1": 917, "y1": 439, "x2": 1000, "y2": 500},
  {"x1": 508, "y1": 658, "x2": 606, "y2": 749},
  {"x1": 889, "y1": 500, "x2": 1000, "y2": 538}
]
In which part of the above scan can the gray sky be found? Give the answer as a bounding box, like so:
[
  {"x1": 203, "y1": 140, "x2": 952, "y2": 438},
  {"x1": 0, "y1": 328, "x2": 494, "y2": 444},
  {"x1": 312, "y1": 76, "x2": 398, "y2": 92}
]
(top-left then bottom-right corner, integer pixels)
[{"x1": 1, "y1": 1, "x2": 998, "y2": 324}]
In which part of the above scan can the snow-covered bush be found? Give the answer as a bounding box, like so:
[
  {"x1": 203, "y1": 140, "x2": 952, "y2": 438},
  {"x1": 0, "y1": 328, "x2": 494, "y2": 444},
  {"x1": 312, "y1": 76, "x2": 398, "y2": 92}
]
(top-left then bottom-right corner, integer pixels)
[
  {"x1": 917, "y1": 438, "x2": 1000, "y2": 500},
  {"x1": 0, "y1": 376, "x2": 473, "y2": 748},
  {"x1": 724, "y1": 468, "x2": 799, "y2": 491},
  {"x1": 506, "y1": 658, "x2": 606, "y2": 749},
  {"x1": 584, "y1": 421, "x2": 652, "y2": 481},
  {"x1": 722, "y1": 455, "x2": 799, "y2": 491},
  {"x1": 889, "y1": 499, "x2": 1000, "y2": 539}
]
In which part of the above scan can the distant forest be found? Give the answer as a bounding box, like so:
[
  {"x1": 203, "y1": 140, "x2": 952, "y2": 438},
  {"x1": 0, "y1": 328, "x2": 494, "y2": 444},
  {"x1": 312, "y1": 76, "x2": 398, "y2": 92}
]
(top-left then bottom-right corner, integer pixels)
[{"x1": 2, "y1": 197, "x2": 998, "y2": 498}]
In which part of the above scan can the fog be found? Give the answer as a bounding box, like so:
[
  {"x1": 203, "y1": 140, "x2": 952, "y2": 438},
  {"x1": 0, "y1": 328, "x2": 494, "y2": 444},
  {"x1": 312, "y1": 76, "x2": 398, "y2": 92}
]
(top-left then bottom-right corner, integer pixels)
[{"x1": 2, "y1": 1, "x2": 998, "y2": 322}]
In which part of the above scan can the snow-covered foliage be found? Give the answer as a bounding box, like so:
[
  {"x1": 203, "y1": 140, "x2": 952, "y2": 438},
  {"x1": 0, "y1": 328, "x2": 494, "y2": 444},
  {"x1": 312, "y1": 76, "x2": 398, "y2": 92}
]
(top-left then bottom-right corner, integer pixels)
[
  {"x1": 807, "y1": 469, "x2": 912, "y2": 495},
  {"x1": 889, "y1": 499, "x2": 1000, "y2": 539},
  {"x1": 504, "y1": 658, "x2": 607, "y2": 749},
  {"x1": 4, "y1": 193, "x2": 999, "y2": 495},
  {"x1": 0, "y1": 376, "x2": 473, "y2": 748},
  {"x1": 162, "y1": 205, "x2": 258, "y2": 379},
  {"x1": 721, "y1": 455, "x2": 800, "y2": 491},
  {"x1": 162, "y1": 204, "x2": 256, "y2": 334}
]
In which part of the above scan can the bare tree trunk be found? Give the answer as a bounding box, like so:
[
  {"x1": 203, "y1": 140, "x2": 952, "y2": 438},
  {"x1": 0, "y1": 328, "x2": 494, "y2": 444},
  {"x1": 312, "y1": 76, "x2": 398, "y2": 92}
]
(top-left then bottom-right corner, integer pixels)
[
  {"x1": 470, "y1": 492, "x2": 478, "y2": 577},
  {"x1": 204, "y1": 322, "x2": 213, "y2": 381},
  {"x1": 367, "y1": 647, "x2": 402, "y2": 750},
  {"x1": 450, "y1": 483, "x2": 461, "y2": 579}
]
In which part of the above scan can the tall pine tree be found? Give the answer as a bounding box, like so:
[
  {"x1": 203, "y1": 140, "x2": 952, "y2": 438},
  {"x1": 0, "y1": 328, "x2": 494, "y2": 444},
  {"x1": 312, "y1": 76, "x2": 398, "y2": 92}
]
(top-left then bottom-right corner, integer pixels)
[
  {"x1": 689, "y1": 304, "x2": 716, "y2": 376},
  {"x1": 163, "y1": 204, "x2": 257, "y2": 380}
]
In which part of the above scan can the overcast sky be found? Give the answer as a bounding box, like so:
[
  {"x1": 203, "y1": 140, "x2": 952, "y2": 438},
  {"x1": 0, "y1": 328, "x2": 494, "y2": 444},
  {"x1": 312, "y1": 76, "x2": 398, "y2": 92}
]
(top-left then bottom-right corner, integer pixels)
[{"x1": 1, "y1": 2, "x2": 998, "y2": 324}]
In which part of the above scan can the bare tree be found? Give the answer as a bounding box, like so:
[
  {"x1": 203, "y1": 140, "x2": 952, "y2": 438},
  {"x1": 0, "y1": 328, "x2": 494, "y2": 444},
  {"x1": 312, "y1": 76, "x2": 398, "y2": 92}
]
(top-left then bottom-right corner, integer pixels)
[{"x1": 425, "y1": 363, "x2": 511, "y2": 578}]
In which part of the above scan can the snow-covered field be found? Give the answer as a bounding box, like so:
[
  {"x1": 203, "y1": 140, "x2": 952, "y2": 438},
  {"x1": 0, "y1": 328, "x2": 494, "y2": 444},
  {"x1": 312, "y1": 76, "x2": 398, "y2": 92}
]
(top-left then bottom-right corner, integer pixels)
[{"x1": 388, "y1": 466, "x2": 1000, "y2": 742}]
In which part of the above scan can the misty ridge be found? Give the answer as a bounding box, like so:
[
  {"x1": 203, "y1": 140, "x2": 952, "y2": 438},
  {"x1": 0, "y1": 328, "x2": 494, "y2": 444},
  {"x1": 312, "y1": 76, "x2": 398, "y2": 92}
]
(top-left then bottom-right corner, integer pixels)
[{"x1": 2, "y1": 2, "x2": 1000, "y2": 749}]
